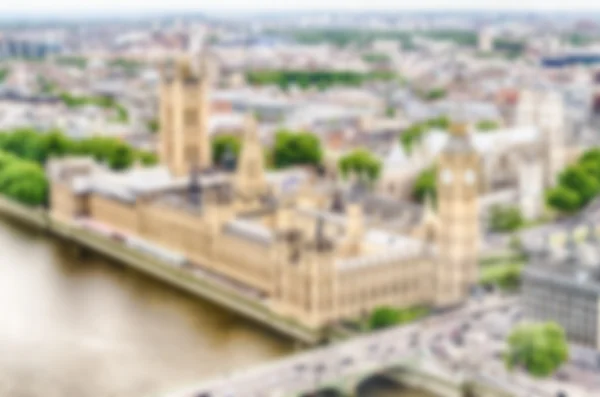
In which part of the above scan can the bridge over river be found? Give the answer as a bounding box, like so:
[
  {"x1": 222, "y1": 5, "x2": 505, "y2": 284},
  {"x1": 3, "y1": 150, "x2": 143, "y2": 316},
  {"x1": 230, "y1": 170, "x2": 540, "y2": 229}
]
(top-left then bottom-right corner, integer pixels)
[{"x1": 165, "y1": 297, "x2": 546, "y2": 397}]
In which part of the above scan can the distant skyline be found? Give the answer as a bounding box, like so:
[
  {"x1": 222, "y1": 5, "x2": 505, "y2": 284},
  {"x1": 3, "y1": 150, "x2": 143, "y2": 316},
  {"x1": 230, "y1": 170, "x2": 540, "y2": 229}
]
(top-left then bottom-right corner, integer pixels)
[{"x1": 1, "y1": 0, "x2": 600, "y2": 18}]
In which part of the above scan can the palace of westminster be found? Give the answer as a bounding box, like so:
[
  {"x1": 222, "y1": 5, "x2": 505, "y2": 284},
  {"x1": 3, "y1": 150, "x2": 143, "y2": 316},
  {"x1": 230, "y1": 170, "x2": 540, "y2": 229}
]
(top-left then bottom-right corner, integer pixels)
[{"x1": 48, "y1": 54, "x2": 482, "y2": 329}]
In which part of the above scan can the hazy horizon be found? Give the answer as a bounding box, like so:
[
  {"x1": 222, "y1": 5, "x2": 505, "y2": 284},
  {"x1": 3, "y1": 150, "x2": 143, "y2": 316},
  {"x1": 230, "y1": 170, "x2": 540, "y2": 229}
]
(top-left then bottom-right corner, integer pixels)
[{"x1": 2, "y1": 0, "x2": 600, "y2": 20}]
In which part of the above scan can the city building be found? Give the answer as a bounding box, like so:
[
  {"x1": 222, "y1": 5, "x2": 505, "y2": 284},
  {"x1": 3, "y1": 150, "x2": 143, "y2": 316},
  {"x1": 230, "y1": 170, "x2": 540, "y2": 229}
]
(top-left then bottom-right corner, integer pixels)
[
  {"x1": 478, "y1": 28, "x2": 494, "y2": 53},
  {"x1": 523, "y1": 224, "x2": 600, "y2": 348},
  {"x1": 47, "y1": 54, "x2": 481, "y2": 329},
  {"x1": 363, "y1": 88, "x2": 568, "y2": 221}
]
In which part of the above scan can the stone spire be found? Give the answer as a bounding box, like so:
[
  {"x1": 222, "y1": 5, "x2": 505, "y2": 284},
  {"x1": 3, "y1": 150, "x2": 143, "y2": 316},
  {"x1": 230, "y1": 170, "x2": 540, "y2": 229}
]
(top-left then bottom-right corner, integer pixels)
[{"x1": 234, "y1": 114, "x2": 267, "y2": 198}]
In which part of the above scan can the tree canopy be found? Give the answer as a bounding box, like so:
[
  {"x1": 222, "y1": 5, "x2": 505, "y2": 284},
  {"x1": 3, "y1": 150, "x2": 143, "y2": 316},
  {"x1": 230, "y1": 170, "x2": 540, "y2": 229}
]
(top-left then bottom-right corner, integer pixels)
[
  {"x1": 272, "y1": 130, "x2": 322, "y2": 169},
  {"x1": 480, "y1": 262, "x2": 523, "y2": 291},
  {"x1": 476, "y1": 120, "x2": 500, "y2": 132},
  {"x1": 489, "y1": 205, "x2": 525, "y2": 232},
  {"x1": 0, "y1": 128, "x2": 159, "y2": 207},
  {"x1": 246, "y1": 69, "x2": 395, "y2": 90},
  {"x1": 212, "y1": 135, "x2": 242, "y2": 166},
  {"x1": 0, "y1": 128, "x2": 158, "y2": 171},
  {"x1": 505, "y1": 322, "x2": 569, "y2": 377},
  {"x1": 400, "y1": 116, "x2": 449, "y2": 153},
  {"x1": 0, "y1": 68, "x2": 10, "y2": 84},
  {"x1": 338, "y1": 149, "x2": 382, "y2": 183},
  {"x1": 369, "y1": 306, "x2": 429, "y2": 330},
  {"x1": 58, "y1": 92, "x2": 129, "y2": 123},
  {"x1": 413, "y1": 166, "x2": 437, "y2": 203},
  {"x1": 423, "y1": 87, "x2": 446, "y2": 101},
  {"x1": 0, "y1": 161, "x2": 48, "y2": 206},
  {"x1": 546, "y1": 149, "x2": 600, "y2": 214}
]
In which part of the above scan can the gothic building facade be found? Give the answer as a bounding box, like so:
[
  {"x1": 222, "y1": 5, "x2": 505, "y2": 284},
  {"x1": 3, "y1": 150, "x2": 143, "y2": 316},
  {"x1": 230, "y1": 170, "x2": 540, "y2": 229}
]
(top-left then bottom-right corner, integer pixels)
[
  {"x1": 373, "y1": 88, "x2": 571, "y2": 223},
  {"x1": 47, "y1": 54, "x2": 481, "y2": 329}
]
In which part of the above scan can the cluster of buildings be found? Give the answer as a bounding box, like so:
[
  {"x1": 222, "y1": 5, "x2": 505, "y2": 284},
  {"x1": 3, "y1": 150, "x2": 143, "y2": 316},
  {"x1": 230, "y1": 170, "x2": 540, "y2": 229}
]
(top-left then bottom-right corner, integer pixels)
[
  {"x1": 4, "y1": 15, "x2": 600, "y2": 339},
  {"x1": 48, "y1": 54, "x2": 481, "y2": 328},
  {"x1": 0, "y1": 31, "x2": 64, "y2": 60},
  {"x1": 523, "y1": 223, "x2": 600, "y2": 349}
]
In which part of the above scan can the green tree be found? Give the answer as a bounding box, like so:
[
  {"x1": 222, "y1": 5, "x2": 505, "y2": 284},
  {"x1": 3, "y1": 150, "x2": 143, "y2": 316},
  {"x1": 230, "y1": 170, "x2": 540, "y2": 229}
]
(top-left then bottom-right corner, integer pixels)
[
  {"x1": 476, "y1": 120, "x2": 500, "y2": 132},
  {"x1": 107, "y1": 143, "x2": 135, "y2": 170},
  {"x1": 40, "y1": 130, "x2": 75, "y2": 162},
  {"x1": 559, "y1": 165, "x2": 600, "y2": 205},
  {"x1": 368, "y1": 306, "x2": 429, "y2": 330},
  {"x1": 0, "y1": 161, "x2": 48, "y2": 206},
  {"x1": 400, "y1": 117, "x2": 448, "y2": 154},
  {"x1": 147, "y1": 119, "x2": 159, "y2": 134},
  {"x1": 413, "y1": 166, "x2": 437, "y2": 203},
  {"x1": 272, "y1": 131, "x2": 322, "y2": 169},
  {"x1": 137, "y1": 151, "x2": 159, "y2": 166},
  {"x1": 338, "y1": 149, "x2": 382, "y2": 183},
  {"x1": 424, "y1": 88, "x2": 446, "y2": 101},
  {"x1": 385, "y1": 106, "x2": 396, "y2": 118},
  {"x1": 546, "y1": 186, "x2": 581, "y2": 213},
  {"x1": 427, "y1": 116, "x2": 450, "y2": 129},
  {"x1": 480, "y1": 262, "x2": 523, "y2": 291},
  {"x1": 369, "y1": 306, "x2": 402, "y2": 329},
  {"x1": 0, "y1": 68, "x2": 10, "y2": 84},
  {"x1": 362, "y1": 52, "x2": 390, "y2": 63},
  {"x1": 546, "y1": 149, "x2": 600, "y2": 213},
  {"x1": 505, "y1": 322, "x2": 569, "y2": 377},
  {"x1": 489, "y1": 205, "x2": 524, "y2": 232},
  {"x1": 212, "y1": 135, "x2": 242, "y2": 165}
]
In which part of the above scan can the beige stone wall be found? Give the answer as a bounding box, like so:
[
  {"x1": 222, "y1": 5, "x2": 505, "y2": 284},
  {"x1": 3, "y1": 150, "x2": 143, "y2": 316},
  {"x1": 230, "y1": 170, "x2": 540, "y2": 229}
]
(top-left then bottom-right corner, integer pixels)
[
  {"x1": 89, "y1": 195, "x2": 138, "y2": 234},
  {"x1": 212, "y1": 233, "x2": 276, "y2": 294},
  {"x1": 336, "y1": 257, "x2": 434, "y2": 320},
  {"x1": 138, "y1": 201, "x2": 276, "y2": 295},
  {"x1": 138, "y1": 202, "x2": 211, "y2": 260},
  {"x1": 53, "y1": 178, "x2": 450, "y2": 328},
  {"x1": 50, "y1": 182, "x2": 88, "y2": 221}
]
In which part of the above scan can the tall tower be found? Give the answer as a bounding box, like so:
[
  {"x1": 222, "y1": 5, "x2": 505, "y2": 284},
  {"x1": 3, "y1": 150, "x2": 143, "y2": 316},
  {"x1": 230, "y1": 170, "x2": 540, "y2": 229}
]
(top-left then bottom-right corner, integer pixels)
[
  {"x1": 234, "y1": 115, "x2": 267, "y2": 199},
  {"x1": 159, "y1": 53, "x2": 212, "y2": 177},
  {"x1": 435, "y1": 120, "x2": 480, "y2": 307}
]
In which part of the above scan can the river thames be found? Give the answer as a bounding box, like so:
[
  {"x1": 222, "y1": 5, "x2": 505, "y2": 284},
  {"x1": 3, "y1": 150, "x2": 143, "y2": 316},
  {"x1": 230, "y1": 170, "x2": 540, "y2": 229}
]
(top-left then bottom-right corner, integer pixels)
[{"x1": 0, "y1": 218, "x2": 431, "y2": 397}]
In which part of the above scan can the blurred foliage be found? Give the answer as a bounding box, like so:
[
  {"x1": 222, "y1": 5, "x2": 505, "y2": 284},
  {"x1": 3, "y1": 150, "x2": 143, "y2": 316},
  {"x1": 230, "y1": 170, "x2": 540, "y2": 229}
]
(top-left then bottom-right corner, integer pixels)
[
  {"x1": 147, "y1": 118, "x2": 159, "y2": 134},
  {"x1": 505, "y1": 322, "x2": 568, "y2": 377},
  {"x1": 413, "y1": 166, "x2": 437, "y2": 204},
  {"x1": 400, "y1": 116, "x2": 449, "y2": 153},
  {"x1": 58, "y1": 92, "x2": 129, "y2": 123},
  {"x1": 0, "y1": 67, "x2": 9, "y2": 84},
  {"x1": 489, "y1": 205, "x2": 525, "y2": 232},
  {"x1": 476, "y1": 119, "x2": 500, "y2": 132},
  {"x1": 246, "y1": 69, "x2": 395, "y2": 90},
  {"x1": 338, "y1": 149, "x2": 382, "y2": 183},
  {"x1": 55, "y1": 56, "x2": 88, "y2": 69},
  {"x1": 423, "y1": 87, "x2": 446, "y2": 101},
  {"x1": 480, "y1": 262, "x2": 523, "y2": 291},
  {"x1": 212, "y1": 135, "x2": 242, "y2": 165},
  {"x1": 369, "y1": 306, "x2": 429, "y2": 330},
  {"x1": 362, "y1": 52, "x2": 390, "y2": 63},
  {"x1": 546, "y1": 148, "x2": 600, "y2": 214},
  {"x1": 272, "y1": 130, "x2": 322, "y2": 169},
  {"x1": 0, "y1": 128, "x2": 159, "y2": 206}
]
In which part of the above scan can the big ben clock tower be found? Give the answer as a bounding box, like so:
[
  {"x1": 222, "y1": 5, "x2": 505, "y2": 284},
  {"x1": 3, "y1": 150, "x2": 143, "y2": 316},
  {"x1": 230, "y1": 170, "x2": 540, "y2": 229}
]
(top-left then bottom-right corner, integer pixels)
[{"x1": 435, "y1": 118, "x2": 480, "y2": 307}]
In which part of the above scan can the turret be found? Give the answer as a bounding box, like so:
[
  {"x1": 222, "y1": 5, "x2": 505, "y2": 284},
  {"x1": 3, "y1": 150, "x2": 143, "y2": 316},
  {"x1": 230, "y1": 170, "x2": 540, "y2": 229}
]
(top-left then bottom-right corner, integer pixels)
[{"x1": 234, "y1": 114, "x2": 268, "y2": 200}]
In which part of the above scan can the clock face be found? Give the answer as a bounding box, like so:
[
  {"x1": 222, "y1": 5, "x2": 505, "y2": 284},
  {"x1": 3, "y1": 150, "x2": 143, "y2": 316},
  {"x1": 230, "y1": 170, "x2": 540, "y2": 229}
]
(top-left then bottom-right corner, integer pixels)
[
  {"x1": 441, "y1": 169, "x2": 453, "y2": 184},
  {"x1": 464, "y1": 169, "x2": 476, "y2": 185}
]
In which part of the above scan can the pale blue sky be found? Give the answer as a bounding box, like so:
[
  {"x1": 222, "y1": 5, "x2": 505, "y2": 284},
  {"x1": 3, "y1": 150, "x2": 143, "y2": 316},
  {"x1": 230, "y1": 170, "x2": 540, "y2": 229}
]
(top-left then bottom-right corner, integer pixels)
[{"x1": 1, "y1": 0, "x2": 600, "y2": 16}]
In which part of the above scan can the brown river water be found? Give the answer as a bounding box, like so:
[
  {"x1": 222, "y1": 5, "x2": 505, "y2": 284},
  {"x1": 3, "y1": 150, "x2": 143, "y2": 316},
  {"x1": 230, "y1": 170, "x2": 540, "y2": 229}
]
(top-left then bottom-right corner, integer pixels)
[{"x1": 0, "y1": 218, "x2": 432, "y2": 397}]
